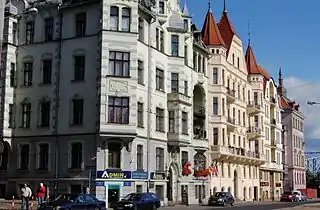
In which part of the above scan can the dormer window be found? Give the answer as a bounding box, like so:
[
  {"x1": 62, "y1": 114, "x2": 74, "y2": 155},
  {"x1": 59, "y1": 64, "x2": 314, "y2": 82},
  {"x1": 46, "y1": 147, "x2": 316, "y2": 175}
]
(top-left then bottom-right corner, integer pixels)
[
  {"x1": 159, "y1": 1, "x2": 165, "y2": 14},
  {"x1": 183, "y1": 19, "x2": 188, "y2": 30}
]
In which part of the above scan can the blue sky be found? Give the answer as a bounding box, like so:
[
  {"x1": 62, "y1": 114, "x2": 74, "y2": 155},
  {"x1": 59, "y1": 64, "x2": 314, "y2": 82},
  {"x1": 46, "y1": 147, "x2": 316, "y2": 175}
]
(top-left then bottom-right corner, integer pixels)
[{"x1": 184, "y1": 0, "x2": 316, "y2": 82}]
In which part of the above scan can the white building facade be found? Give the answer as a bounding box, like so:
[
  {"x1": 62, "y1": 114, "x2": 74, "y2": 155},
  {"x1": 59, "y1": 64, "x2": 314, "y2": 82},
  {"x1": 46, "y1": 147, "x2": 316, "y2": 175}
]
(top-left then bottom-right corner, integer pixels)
[
  {"x1": 245, "y1": 44, "x2": 284, "y2": 200},
  {"x1": 202, "y1": 8, "x2": 264, "y2": 201},
  {"x1": 0, "y1": 0, "x2": 212, "y2": 206},
  {"x1": 277, "y1": 70, "x2": 306, "y2": 191}
]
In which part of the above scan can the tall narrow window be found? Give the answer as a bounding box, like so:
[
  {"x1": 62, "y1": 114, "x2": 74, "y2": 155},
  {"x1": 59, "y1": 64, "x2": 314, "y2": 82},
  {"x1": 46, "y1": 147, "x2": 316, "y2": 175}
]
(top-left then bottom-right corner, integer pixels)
[
  {"x1": 222, "y1": 128, "x2": 225, "y2": 145},
  {"x1": 171, "y1": 35, "x2": 179, "y2": 56},
  {"x1": 213, "y1": 97, "x2": 218, "y2": 115},
  {"x1": 156, "y1": 108, "x2": 165, "y2": 132},
  {"x1": 138, "y1": 18, "x2": 144, "y2": 42},
  {"x1": 159, "y1": 1, "x2": 165, "y2": 14},
  {"x1": 72, "y1": 99, "x2": 84, "y2": 125},
  {"x1": 75, "y1": 12, "x2": 86, "y2": 37},
  {"x1": 156, "y1": 28, "x2": 160, "y2": 50},
  {"x1": 108, "y1": 97, "x2": 129, "y2": 124},
  {"x1": 19, "y1": 144, "x2": 30, "y2": 170},
  {"x1": 184, "y1": 19, "x2": 188, "y2": 30},
  {"x1": 168, "y1": 111, "x2": 175, "y2": 133},
  {"x1": 44, "y1": 17, "x2": 54, "y2": 41},
  {"x1": 70, "y1": 142, "x2": 83, "y2": 169},
  {"x1": 213, "y1": 128, "x2": 218, "y2": 145},
  {"x1": 184, "y1": 81, "x2": 188, "y2": 95},
  {"x1": 156, "y1": 68, "x2": 164, "y2": 91},
  {"x1": 40, "y1": 100, "x2": 50, "y2": 127},
  {"x1": 23, "y1": 62, "x2": 33, "y2": 86},
  {"x1": 137, "y1": 102, "x2": 144, "y2": 127},
  {"x1": 10, "y1": 63, "x2": 15, "y2": 87},
  {"x1": 109, "y1": 51, "x2": 130, "y2": 77},
  {"x1": 136, "y1": 145, "x2": 143, "y2": 171},
  {"x1": 160, "y1": 31, "x2": 164, "y2": 52},
  {"x1": 182, "y1": 112, "x2": 188, "y2": 134},
  {"x1": 110, "y1": 6, "x2": 119, "y2": 31},
  {"x1": 181, "y1": 151, "x2": 188, "y2": 165},
  {"x1": 222, "y1": 98, "x2": 225, "y2": 116},
  {"x1": 138, "y1": 60, "x2": 144, "y2": 84},
  {"x1": 8, "y1": 104, "x2": 13, "y2": 128},
  {"x1": 108, "y1": 143, "x2": 121, "y2": 168},
  {"x1": 212, "y1": 68, "x2": 218, "y2": 84},
  {"x1": 38, "y1": 143, "x2": 49, "y2": 170},
  {"x1": 73, "y1": 56, "x2": 85, "y2": 81},
  {"x1": 42, "y1": 59, "x2": 52, "y2": 84},
  {"x1": 25, "y1": 21, "x2": 34, "y2": 44},
  {"x1": 12, "y1": 22, "x2": 17, "y2": 45},
  {"x1": 156, "y1": 148, "x2": 164, "y2": 171},
  {"x1": 171, "y1": 73, "x2": 179, "y2": 93},
  {"x1": 21, "y1": 102, "x2": 31, "y2": 128},
  {"x1": 122, "y1": 8, "x2": 131, "y2": 32}
]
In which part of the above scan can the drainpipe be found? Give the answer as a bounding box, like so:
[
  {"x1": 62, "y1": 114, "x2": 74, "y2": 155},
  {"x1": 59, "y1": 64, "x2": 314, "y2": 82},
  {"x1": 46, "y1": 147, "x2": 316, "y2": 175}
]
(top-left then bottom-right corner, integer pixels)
[
  {"x1": 146, "y1": 14, "x2": 156, "y2": 193},
  {"x1": 54, "y1": 9, "x2": 63, "y2": 197}
]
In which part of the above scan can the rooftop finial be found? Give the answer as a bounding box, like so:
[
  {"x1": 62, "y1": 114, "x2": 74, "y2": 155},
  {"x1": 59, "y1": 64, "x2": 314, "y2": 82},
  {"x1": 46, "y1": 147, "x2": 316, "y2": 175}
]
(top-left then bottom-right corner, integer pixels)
[
  {"x1": 223, "y1": 0, "x2": 227, "y2": 13},
  {"x1": 248, "y1": 20, "x2": 251, "y2": 45},
  {"x1": 208, "y1": 0, "x2": 211, "y2": 11},
  {"x1": 279, "y1": 67, "x2": 283, "y2": 86}
]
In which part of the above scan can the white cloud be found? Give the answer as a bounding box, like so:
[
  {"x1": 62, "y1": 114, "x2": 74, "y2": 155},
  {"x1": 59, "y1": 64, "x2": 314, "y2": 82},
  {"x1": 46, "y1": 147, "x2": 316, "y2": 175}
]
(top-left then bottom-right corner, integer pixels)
[{"x1": 284, "y1": 77, "x2": 320, "y2": 140}]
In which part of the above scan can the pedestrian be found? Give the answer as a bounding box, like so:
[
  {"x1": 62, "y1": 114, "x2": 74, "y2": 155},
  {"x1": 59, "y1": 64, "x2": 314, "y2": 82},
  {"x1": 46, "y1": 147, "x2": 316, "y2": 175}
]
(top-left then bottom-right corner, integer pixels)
[
  {"x1": 36, "y1": 183, "x2": 46, "y2": 206},
  {"x1": 21, "y1": 183, "x2": 32, "y2": 210}
]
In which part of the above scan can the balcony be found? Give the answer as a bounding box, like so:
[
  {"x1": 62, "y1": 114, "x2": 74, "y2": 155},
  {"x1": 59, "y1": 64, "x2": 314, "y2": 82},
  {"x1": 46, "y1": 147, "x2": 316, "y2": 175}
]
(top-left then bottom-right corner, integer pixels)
[
  {"x1": 247, "y1": 101, "x2": 262, "y2": 115},
  {"x1": 211, "y1": 145, "x2": 266, "y2": 165},
  {"x1": 270, "y1": 118, "x2": 277, "y2": 127},
  {"x1": 226, "y1": 88, "x2": 236, "y2": 103},
  {"x1": 194, "y1": 107, "x2": 205, "y2": 119},
  {"x1": 226, "y1": 117, "x2": 236, "y2": 131},
  {"x1": 271, "y1": 138, "x2": 277, "y2": 149},
  {"x1": 167, "y1": 132, "x2": 190, "y2": 147},
  {"x1": 167, "y1": 92, "x2": 192, "y2": 106},
  {"x1": 193, "y1": 128, "x2": 209, "y2": 149},
  {"x1": 270, "y1": 97, "x2": 276, "y2": 107},
  {"x1": 247, "y1": 126, "x2": 263, "y2": 139}
]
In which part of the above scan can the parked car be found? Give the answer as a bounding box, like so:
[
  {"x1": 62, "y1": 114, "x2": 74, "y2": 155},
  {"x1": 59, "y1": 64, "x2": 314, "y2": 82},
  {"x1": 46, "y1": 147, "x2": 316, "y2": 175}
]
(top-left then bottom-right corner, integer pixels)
[
  {"x1": 292, "y1": 190, "x2": 304, "y2": 201},
  {"x1": 301, "y1": 193, "x2": 308, "y2": 201},
  {"x1": 280, "y1": 192, "x2": 297, "y2": 202},
  {"x1": 208, "y1": 192, "x2": 235, "y2": 206},
  {"x1": 38, "y1": 193, "x2": 106, "y2": 210},
  {"x1": 114, "y1": 192, "x2": 161, "y2": 210}
]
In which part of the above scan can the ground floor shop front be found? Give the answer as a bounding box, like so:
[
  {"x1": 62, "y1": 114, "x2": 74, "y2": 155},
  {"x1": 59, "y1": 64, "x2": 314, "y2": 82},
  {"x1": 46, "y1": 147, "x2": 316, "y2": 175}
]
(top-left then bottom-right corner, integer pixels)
[{"x1": 260, "y1": 170, "x2": 283, "y2": 200}]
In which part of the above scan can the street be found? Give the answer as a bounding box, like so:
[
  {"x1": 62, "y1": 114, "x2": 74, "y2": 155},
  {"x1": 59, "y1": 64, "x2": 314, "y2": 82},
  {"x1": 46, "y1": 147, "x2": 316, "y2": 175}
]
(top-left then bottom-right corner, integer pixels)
[{"x1": 160, "y1": 199, "x2": 320, "y2": 210}]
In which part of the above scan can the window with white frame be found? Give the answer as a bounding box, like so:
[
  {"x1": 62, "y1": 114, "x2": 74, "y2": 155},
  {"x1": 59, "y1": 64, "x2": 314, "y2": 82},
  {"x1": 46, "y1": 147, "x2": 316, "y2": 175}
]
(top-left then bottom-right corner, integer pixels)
[
  {"x1": 70, "y1": 142, "x2": 83, "y2": 169},
  {"x1": 122, "y1": 7, "x2": 131, "y2": 32},
  {"x1": 37, "y1": 143, "x2": 49, "y2": 170},
  {"x1": 168, "y1": 111, "x2": 175, "y2": 133},
  {"x1": 110, "y1": 6, "x2": 119, "y2": 31},
  {"x1": 18, "y1": 144, "x2": 30, "y2": 170},
  {"x1": 137, "y1": 102, "x2": 144, "y2": 127},
  {"x1": 21, "y1": 101, "x2": 31, "y2": 128},
  {"x1": 23, "y1": 62, "x2": 33, "y2": 86},
  {"x1": 138, "y1": 18, "x2": 144, "y2": 42},
  {"x1": 108, "y1": 143, "x2": 121, "y2": 168},
  {"x1": 182, "y1": 111, "x2": 188, "y2": 134},
  {"x1": 156, "y1": 147, "x2": 164, "y2": 171},
  {"x1": 136, "y1": 145, "x2": 143, "y2": 171}
]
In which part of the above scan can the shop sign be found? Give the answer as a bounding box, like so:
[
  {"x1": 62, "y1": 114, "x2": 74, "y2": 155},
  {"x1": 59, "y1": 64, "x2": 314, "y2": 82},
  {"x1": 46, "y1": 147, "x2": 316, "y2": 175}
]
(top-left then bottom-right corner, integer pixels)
[
  {"x1": 150, "y1": 172, "x2": 166, "y2": 180},
  {"x1": 260, "y1": 182, "x2": 269, "y2": 187},
  {"x1": 97, "y1": 170, "x2": 132, "y2": 179},
  {"x1": 276, "y1": 183, "x2": 282, "y2": 187},
  {"x1": 124, "y1": 181, "x2": 132, "y2": 186},
  {"x1": 95, "y1": 181, "x2": 104, "y2": 186},
  {"x1": 132, "y1": 171, "x2": 148, "y2": 179}
]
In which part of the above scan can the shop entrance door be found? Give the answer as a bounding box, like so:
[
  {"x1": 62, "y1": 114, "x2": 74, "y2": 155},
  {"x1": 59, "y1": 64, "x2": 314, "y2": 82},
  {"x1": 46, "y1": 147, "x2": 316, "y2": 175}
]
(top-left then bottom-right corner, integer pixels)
[{"x1": 108, "y1": 185, "x2": 120, "y2": 208}]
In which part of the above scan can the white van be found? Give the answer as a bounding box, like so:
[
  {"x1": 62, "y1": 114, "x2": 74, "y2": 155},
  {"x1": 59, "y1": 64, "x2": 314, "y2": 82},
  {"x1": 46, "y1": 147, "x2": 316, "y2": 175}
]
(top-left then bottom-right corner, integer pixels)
[{"x1": 292, "y1": 190, "x2": 303, "y2": 201}]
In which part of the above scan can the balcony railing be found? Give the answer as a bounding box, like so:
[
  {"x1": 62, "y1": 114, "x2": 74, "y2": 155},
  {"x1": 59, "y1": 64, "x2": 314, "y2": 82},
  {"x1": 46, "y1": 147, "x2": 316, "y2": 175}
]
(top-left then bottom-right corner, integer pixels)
[
  {"x1": 193, "y1": 128, "x2": 207, "y2": 140},
  {"x1": 270, "y1": 119, "x2": 276, "y2": 125},
  {"x1": 227, "y1": 146, "x2": 263, "y2": 159},
  {"x1": 248, "y1": 101, "x2": 261, "y2": 109},
  {"x1": 226, "y1": 88, "x2": 236, "y2": 97},
  {"x1": 227, "y1": 117, "x2": 235, "y2": 125}
]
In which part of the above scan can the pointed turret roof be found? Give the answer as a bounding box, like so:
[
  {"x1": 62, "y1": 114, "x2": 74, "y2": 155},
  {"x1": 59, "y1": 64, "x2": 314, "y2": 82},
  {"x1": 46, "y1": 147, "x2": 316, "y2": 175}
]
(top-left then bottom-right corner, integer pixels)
[
  {"x1": 201, "y1": 9, "x2": 226, "y2": 47},
  {"x1": 245, "y1": 44, "x2": 262, "y2": 75},
  {"x1": 217, "y1": 11, "x2": 238, "y2": 54}
]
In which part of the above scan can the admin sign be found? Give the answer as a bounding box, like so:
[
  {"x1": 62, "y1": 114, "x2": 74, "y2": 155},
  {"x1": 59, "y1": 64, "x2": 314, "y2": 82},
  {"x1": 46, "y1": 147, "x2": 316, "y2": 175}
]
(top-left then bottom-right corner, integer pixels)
[{"x1": 97, "y1": 170, "x2": 132, "y2": 179}]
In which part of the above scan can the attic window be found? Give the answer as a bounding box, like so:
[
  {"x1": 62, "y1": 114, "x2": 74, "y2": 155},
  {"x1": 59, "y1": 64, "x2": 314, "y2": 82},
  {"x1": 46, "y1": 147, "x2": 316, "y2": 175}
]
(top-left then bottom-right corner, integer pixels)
[
  {"x1": 183, "y1": 19, "x2": 188, "y2": 30},
  {"x1": 216, "y1": 49, "x2": 219, "y2": 54},
  {"x1": 211, "y1": 49, "x2": 215, "y2": 53},
  {"x1": 159, "y1": 1, "x2": 165, "y2": 14}
]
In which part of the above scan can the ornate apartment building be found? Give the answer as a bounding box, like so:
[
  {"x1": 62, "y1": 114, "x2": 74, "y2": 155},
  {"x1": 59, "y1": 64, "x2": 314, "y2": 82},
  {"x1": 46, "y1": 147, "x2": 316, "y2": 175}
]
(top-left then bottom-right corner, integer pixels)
[
  {"x1": 0, "y1": 0, "x2": 214, "y2": 206},
  {"x1": 201, "y1": 6, "x2": 265, "y2": 201},
  {"x1": 245, "y1": 44, "x2": 284, "y2": 199},
  {"x1": 277, "y1": 70, "x2": 306, "y2": 191}
]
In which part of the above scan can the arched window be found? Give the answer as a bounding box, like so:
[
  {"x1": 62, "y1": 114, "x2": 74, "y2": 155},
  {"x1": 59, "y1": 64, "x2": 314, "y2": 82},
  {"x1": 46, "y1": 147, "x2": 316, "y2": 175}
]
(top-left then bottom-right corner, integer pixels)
[{"x1": 194, "y1": 152, "x2": 206, "y2": 170}]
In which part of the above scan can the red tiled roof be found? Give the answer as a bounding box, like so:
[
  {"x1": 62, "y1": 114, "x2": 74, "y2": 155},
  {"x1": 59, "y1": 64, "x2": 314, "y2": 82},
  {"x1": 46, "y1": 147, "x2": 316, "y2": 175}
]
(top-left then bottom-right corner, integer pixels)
[
  {"x1": 201, "y1": 10, "x2": 226, "y2": 46},
  {"x1": 217, "y1": 11, "x2": 237, "y2": 55},
  {"x1": 245, "y1": 45, "x2": 261, "y2": 75}
]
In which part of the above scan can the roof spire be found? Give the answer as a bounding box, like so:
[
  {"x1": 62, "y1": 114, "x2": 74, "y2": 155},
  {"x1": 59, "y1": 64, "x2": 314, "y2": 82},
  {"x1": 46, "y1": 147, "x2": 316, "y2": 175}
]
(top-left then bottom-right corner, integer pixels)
[
  {"x1": 279, "y1": 67, "x2": 283, "y2": 86},
  {"x1": 208, "y1": 0, "x2": 211, "y2": 11},
  {"x1": 223, "y1": 0, "x2": 227, "y2": 13},
  {"x1": 248, "y1": 20, "x2": 251, "y2": 45}
]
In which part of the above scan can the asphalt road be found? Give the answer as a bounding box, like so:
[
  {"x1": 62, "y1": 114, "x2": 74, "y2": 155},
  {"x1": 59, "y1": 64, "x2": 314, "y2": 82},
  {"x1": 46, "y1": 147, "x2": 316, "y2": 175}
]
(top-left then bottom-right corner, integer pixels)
[{"x1": 161, "y1": 199, "x2": 320, "y2": 210}]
